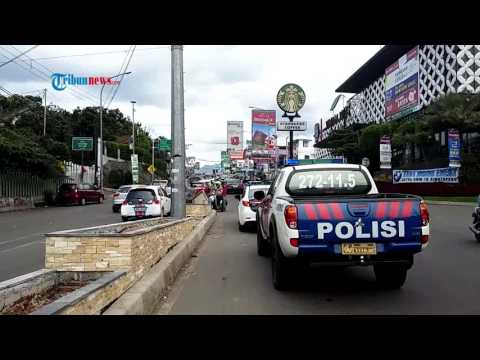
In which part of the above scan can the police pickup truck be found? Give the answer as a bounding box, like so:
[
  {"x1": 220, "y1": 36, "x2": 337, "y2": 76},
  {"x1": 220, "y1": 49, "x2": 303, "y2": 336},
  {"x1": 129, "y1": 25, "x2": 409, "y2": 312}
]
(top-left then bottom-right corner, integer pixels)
[{"x1": 255, "y1": 164, "x2": 430, "y2": 290}]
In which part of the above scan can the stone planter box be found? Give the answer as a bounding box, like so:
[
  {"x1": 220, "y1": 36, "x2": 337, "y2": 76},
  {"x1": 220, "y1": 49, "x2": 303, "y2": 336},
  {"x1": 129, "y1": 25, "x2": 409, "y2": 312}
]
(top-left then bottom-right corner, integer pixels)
[
  {"x1": 45, "y1": 217, "x2": 199, "y2": 282},
  {"x1": 0, "y1": 269, "x2": 127, "y2": 315},
  {"x1": 186, "y1": 204, "x2": 211, "y2": 217}
]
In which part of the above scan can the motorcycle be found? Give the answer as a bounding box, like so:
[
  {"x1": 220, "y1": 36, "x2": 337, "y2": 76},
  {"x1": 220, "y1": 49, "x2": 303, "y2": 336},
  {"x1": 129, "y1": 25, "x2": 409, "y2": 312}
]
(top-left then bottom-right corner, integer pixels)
[
  {"x1": 469, "y1": 195, "x2": 480, "y2": 242},
  {"x1": 210, "y1": 189, "x2": 226, "y2": 212}
]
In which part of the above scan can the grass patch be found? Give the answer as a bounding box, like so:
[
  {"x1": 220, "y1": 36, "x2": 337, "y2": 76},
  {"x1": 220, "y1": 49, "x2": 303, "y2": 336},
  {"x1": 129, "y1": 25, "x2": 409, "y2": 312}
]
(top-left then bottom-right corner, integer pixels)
[{"x1": 423, "y1": 196, "x2": 477, "y2": 203}]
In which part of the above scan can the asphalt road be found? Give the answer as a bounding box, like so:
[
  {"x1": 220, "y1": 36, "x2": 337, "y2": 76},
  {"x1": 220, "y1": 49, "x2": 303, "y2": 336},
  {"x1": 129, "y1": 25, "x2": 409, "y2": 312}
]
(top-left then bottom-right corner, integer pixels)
[
  {"x1": 0, "y1": 193, "x2": 119, "y2": 282},
  {"x1": 161, "y1": 197, "x2": 480, "y2": 315}
]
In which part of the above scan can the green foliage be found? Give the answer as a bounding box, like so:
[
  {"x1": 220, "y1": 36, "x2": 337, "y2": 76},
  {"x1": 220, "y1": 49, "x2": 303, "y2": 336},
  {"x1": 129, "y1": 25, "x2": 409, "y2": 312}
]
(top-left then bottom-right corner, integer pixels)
[
  {"x1": 0, "y1": 94, "x2": 168, "y2": 176},
  {"x1": 107, "y1": 169, "x2": 125, "y2": 189}
]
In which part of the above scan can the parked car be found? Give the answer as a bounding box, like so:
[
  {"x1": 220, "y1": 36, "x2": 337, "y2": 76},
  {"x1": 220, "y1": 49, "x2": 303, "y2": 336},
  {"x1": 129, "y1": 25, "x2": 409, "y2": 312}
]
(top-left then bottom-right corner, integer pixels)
[
  {"x1": 56, "y1": 183, "x2": 104, "y2": 206},
  {"x1": 236, "y1": 184, "x2": 270, "y2": 232},
  {"x1": 112, "y1": 184, "x2": 143, "y2": 213},
  {"x1": 121, "y1": 186, "x2": 171, "y2": 221}
]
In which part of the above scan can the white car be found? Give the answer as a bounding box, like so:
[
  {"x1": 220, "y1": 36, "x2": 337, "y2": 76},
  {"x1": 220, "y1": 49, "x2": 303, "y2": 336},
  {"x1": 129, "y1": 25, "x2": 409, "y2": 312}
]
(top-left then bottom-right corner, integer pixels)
[
  {"x1": 121, "y1": 186, "x2": 171, "y2": 222},
  {"x1": 237, "y1": 184, "x2": 270, "y2": 232},
  {"x1": 112, "y1": 184, "x2": 143, "y2": 213}
]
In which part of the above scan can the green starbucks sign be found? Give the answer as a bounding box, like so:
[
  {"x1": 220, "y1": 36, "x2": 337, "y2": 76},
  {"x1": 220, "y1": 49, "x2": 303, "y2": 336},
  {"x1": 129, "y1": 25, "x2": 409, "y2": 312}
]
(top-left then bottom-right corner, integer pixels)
[
  {"x1": 276, "y1": 83, "x2": 306, "y2": 114},
  {"x1": 72, "y1": 137, "x2": 93, "y2": 151}
]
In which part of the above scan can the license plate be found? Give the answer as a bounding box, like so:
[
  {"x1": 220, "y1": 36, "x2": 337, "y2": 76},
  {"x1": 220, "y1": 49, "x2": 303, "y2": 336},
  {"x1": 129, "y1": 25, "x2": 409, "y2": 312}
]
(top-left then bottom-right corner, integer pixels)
[
  {"x1": 134, "y1": 206, "x2": 146, "y2": 217},
  {"x1": 341, "y1": 243, "x2": 377, "y2": 255}
]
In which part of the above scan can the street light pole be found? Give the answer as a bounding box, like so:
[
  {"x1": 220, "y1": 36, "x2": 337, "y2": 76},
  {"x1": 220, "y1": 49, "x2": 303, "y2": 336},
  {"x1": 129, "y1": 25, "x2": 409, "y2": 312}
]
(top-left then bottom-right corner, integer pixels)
[
  {"x1": 43, "y1": 89, "x2": 47, "y2": 136},
  {"x1": 171, "y1": 45, "x2": 186, "y2": 218},
  {"x1": 98, "y1": 71, "x2": 131, "y2": 190}
]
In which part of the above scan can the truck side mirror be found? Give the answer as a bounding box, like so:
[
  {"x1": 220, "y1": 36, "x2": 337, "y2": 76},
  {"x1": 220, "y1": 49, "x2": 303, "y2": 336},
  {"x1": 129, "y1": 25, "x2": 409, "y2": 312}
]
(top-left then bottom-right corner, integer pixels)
[{"x1": 253, "y1": 191, "x2": 265, "y2": 201}]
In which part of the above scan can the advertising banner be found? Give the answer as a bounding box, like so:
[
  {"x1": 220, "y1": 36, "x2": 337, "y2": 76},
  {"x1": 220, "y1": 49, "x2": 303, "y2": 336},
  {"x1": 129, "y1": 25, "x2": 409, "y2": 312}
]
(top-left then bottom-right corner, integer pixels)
[
  {"x1": 448, "y1": 129, "x2": 461, "y2": 168},
  {"x1": 379, "y1": 135, "x2": 392, "y2": 169},
  {"x1": 385, "y1": 46, "x2": 421, "y2": 121},
  {"x1": 227, "y1": 121, "x2": 243, "y2": 160},
  {"x1": 393, "y1": 167, "x2": 459, "y2": 184},
  {"x1": 252, "y1": 110, "x2": 276, "y2": 151}
]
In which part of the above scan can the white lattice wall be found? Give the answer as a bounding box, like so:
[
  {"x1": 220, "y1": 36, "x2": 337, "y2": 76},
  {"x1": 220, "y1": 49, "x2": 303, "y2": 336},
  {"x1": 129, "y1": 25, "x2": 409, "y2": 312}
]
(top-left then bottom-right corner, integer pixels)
[{"x1": 318, "y1": 44, "x2": 480, "y2": 142}]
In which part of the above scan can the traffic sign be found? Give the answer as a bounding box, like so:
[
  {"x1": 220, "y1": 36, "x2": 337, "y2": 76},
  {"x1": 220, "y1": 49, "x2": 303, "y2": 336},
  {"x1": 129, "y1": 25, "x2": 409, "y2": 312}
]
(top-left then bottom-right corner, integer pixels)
[
  {"x1": 277, "y1": 120, "x2": 307, "y2": 131},
  {"x1": 158, "y1": 138, "x2": 172, "y2": 151},
  {"x1": 72, "y1": 137, "x2": 93, "y2": 151},
  {"x1": 147, "y1": 164, "x2": 156, "y2": 174}
]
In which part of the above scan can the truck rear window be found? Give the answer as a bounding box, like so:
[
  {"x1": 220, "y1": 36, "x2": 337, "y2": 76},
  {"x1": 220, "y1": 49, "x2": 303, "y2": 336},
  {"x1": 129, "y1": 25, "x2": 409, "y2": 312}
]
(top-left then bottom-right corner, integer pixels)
[{"x1": 286, "y1": 169, "x2": 371, "y2": 196}]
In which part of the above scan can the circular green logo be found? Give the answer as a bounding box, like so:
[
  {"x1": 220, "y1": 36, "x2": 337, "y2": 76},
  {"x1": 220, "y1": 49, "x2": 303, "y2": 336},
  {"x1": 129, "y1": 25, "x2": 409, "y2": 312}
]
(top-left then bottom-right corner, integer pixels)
[{"x1": 276, "y1": 83, "x2": 306, "y2": 113}]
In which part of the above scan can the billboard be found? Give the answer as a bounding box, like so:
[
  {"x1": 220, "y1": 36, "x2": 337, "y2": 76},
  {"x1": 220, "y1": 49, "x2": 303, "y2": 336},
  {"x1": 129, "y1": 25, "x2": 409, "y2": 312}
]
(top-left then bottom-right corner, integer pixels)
[
  {"x1": 252, "y1": 110, "x2": 276, "y2": 151},
  {"x1": 385, "y1": 46, "x2": 421, "y2": 121},
  {"x1": 448, "y1": 129, "x2": 461, "y2": 168},
  {"x1": 393, "y1": 167, "x2": 459, "y2": 184},
  {"x1": 227, "y1": 121, "x2": 243, "y2": 160}
]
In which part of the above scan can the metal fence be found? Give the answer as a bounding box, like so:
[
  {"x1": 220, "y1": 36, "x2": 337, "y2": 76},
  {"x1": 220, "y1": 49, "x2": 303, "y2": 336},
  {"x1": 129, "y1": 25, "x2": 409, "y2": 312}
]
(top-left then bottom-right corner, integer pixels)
[{"x1": 0, "y1": 172, "x2": 75, "y2": 204}]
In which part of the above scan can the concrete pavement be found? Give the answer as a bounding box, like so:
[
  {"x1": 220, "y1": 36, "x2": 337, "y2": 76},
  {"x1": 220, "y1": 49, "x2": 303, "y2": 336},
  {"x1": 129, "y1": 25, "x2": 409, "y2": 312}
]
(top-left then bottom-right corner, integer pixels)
[
  {"x1": 160, "y1": 197, "x2": 480, "y2": 315},
  {"x1": 0, "y1": 193, "x2": 119, "y2": 282}
]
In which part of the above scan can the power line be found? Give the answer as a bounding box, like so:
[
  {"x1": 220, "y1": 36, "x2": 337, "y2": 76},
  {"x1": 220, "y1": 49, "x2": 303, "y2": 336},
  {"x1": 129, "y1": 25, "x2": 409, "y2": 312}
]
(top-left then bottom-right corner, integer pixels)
[
  {"x1": 103, "y1": 45, "x2": 132, "y2": 108},
  {"x1": 0, "y1": 45, "x2": 39, "y2": 69},
  {"x1": 1, "y1": 46, "x2": 98, "y2": 105},
  {"x1": 30, "y1": 46, "x2": 169, "y2": 61},
  {"x1": 10, "y1": 45, "x2": 99, "y2": 104},
  {"x1": 0, "y1": 47, "x2": 94, "y2": 105},
  {"x1": 105, "y1": 45, "x2": 136, "y2": 109}
]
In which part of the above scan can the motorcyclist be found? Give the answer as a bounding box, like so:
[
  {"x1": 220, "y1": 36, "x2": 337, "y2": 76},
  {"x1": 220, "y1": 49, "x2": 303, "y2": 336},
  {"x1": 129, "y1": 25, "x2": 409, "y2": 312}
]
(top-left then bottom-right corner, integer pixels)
[{"x1": 211, "y1": 180, "x2": 225, "y2": 211}]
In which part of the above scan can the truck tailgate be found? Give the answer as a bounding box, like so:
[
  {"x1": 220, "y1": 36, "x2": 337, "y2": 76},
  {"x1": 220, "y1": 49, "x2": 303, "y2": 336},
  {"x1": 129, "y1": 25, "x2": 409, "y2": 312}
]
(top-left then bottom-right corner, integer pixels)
[{"x1": 295, "y1": 197, "x2": 423, "y2": 255}]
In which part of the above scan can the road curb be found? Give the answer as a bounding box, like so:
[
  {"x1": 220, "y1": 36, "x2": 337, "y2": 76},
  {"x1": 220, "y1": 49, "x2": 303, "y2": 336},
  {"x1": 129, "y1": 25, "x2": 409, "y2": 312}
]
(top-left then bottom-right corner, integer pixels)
[
  {"x1": 426, "y1": 201, "x2": 476, "y2": 207},
  {"x1": 103, "y1": 210, "x2": 216, "y2": 315}
]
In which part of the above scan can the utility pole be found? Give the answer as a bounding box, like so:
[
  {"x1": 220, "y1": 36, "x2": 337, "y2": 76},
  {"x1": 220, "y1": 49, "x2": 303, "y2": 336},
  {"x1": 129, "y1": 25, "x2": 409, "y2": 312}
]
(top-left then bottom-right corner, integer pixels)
[
  {"x1": 43, "y1": 89, "x2": 47, "y2": 136},
  {"x1": 171, "y1": 45, "x2": 186, "y2": 218},
  {"x1": 131, "y1": 101, "x2": 136, "y2": 154},
  {"x1": 152, "y1": 138, "x2": 155, "y2": 184}
]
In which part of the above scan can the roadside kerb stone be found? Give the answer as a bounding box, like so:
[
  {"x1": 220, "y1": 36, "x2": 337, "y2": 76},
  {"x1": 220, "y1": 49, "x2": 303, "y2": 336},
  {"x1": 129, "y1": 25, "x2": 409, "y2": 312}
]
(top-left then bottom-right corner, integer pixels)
[{"x1": 103, "y1": 209, "x2": 216, "y2": 315}]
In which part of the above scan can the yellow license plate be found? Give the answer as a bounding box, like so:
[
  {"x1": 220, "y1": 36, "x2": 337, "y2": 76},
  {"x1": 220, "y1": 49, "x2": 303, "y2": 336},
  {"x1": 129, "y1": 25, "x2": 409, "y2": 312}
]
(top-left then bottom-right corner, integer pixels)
[{"x1": 341, "y1": 243, "x2": 377, "y2": 255}]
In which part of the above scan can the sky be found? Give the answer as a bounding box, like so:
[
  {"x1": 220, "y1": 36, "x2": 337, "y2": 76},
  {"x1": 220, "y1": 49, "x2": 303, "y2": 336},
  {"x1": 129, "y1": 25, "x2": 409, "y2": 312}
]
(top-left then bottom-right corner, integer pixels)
[{"x1": 0, "y1": 45, "x2": 382, "y2": 166}]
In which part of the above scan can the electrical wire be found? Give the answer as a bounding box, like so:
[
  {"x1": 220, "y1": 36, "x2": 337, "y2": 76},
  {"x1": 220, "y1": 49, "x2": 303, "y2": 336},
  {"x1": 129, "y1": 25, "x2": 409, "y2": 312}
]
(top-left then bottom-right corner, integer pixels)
[
  {"x1": 105, "y1": 45, "x2": 136, "y2": 109},
  {"x1": 31, "y1": 46, "x2": 169, "y2": 61},
  {"x1": 103, "y1": 45, "x2": 133, "y2": 108},
  {"x1": 0, "y1": 45, "x2": 39, "y2": 69},
  {"x1": 10, "y1": 45, "x2": 99, "y2": 104},
  {"x1": 1, "y1": 46, "x2": 97, "y2": 105},
  {"x1": 0, "y1": 48, "x2": 92, "y2": 105}
]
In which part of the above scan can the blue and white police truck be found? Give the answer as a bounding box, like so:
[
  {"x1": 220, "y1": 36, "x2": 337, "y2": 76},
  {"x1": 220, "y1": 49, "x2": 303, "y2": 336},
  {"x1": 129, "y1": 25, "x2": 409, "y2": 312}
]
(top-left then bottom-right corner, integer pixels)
[{"x1": 255, "y1": 163, "x2": 430, "y2": 290}]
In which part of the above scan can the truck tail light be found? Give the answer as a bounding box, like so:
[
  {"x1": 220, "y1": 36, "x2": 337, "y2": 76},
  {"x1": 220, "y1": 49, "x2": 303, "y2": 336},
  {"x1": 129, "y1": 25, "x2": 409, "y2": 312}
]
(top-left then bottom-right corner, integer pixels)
[
  {"x1": 290, "y1": 238, "x2": 299, "y2": 247},
  {"x1": 122, "y1": 200, "x2": 128, "y2": 205},
  {"x1": 284, "y1": 205, "x2": 297, "y2": 229},
  {"x1": 154, "y1": 199, "x2": 160, "y2": 205},
  {"x1": 242, "y1": 200, "x2": 249, "y2": 207},
  {"x1": 420, "y1": 201, "x2": 429, "y2": 244},
  {"x1": 113, "y1": 193, "x2": 119, "y2": 199}
]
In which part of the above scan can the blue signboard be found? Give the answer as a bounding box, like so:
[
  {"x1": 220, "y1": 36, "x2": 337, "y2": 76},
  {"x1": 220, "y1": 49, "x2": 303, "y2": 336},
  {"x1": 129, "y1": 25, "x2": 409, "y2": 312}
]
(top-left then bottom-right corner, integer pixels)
[
  {"x1": 393, "y1": 167, "x2": 459, "y2": 184},
  {"x1": 448, "y1": 129, "x2": 461, "y2": 168}
]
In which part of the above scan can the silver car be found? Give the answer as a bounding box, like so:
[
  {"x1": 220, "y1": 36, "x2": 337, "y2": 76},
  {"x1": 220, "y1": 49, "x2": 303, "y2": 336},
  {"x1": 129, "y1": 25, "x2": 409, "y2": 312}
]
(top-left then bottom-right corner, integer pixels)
[{"x1": 112, "y1": 185, "x2": 143, "y2": 213}]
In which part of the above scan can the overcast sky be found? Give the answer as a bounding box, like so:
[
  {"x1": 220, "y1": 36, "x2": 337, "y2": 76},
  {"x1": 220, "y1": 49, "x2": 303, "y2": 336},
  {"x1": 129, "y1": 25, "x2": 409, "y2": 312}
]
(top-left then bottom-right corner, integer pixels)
[{"x1": 0, "y1": 45, "x2": 382, "y2": 165}]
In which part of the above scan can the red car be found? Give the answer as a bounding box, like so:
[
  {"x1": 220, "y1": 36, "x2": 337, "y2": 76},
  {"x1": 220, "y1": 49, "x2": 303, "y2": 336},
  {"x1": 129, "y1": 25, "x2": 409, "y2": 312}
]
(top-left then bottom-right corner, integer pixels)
[{"x1": 56, "y1": 183, "x2": 104, "y2": 206}]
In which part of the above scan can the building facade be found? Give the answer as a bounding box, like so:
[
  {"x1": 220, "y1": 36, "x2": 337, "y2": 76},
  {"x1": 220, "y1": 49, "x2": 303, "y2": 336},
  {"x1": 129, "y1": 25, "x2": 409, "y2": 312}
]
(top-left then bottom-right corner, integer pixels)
[{"x1": 315, "y1": 45, "x2": 480, "y2": 145}]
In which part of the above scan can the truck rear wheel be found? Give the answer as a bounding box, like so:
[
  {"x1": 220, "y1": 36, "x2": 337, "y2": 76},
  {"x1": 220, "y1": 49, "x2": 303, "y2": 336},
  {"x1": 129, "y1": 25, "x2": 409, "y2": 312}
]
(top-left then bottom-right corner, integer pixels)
[{"x1": 374, "y1": 265, "x2": 408, "y2": 289}]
